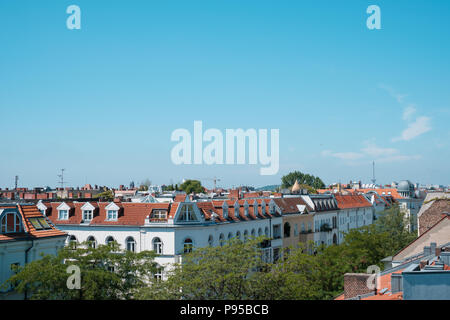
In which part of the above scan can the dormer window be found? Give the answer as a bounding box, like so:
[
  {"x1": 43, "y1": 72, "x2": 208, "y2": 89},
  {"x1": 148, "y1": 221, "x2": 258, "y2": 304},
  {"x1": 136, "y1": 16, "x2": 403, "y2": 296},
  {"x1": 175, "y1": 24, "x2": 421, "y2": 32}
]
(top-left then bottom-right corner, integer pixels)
[
  {"x1": 223, "y1": 206, "x2": 228, "y2": 219},
  {"x1": 57, "y1": 202, "x2": 71, "y2": 221},
  {"x1": 0, "y1": 211, "x2": 22, "y2": 234},
  {"x1": 105, "y1": 202, "x2": 120, "y2": 221},
  {"x1": 107, "y1": 210, "x2": 118, "y2": 221},
  {"x1": 81, "y1": 202, "x2": 96, "y2": 222},
  {"x1": 59, "y1": 210, "x2": 68, "y2": 220},
  {"x1": 83, "y1": 210, "x2": 93, "y2": 221},
  {"x1": 178, "y1": 204, "x2": 197, "y2": 222}
]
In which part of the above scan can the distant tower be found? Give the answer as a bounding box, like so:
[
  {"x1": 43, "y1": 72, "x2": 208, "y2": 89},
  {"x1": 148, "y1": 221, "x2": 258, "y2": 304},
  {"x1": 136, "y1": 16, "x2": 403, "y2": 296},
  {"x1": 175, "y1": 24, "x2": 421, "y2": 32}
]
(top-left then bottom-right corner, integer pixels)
[
  {"x1": 58, "y1": 169, "x2": 66, "y2": 189},
  {"x1": 371, "y1": 161, "x2": 376, "y2": 185},
  {"x1": 15, "y1": 175, "x2": 19, "y2": 190}
]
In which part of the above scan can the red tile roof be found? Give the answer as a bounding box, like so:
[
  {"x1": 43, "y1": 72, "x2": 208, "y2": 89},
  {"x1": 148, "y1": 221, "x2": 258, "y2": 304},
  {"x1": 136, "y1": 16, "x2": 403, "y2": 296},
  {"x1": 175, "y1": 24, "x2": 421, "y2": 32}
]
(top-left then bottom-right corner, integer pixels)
[
  {"x1": 334, "y1": 194, "x2": 373, "y2": 209},
  {"x1": 0, "y1": 205, "x2": 66, "y2": 242}
]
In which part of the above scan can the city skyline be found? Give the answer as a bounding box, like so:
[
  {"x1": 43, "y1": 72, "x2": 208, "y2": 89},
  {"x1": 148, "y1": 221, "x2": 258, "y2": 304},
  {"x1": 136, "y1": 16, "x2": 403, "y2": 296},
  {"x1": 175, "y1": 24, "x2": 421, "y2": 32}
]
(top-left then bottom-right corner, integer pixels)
[{"x1": 1, "y1": 0, "x2": 449, "y2": 188}]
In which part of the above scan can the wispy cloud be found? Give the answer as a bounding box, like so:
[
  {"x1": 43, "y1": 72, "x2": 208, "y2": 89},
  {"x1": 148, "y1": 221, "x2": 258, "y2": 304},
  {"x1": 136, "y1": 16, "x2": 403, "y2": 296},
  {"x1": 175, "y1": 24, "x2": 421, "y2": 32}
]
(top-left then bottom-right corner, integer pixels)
[
  {"x1": 392, "y1": 116, "x2": 432, "y2": 142},
  {"x1": 321, "y1": 141, "x2": 421, "y2": 165},
  {"x1": 379, "y1": 84, "x2": 431, "y2": 141},
  {"x1": 402, "y1": 104, "x2": 416, "y2": 121},
  {"x1": 378, "y1": 84, "x2": 408, "y2": 104}
]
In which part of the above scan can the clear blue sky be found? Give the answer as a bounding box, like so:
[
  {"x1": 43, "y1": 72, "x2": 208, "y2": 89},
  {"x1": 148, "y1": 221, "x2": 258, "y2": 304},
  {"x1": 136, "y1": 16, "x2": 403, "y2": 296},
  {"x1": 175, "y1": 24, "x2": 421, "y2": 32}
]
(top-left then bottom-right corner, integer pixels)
[{"x1": 1, "y1": 0, "x2": 449, "y2": 189}]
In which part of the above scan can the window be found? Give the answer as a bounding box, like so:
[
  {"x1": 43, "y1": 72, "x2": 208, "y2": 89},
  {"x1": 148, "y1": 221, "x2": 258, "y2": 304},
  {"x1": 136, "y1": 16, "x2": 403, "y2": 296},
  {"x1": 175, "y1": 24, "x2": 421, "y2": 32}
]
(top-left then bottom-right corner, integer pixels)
[
  {"x1": 154, "y1": 266, "x2": 164, "y2": 281},
  {"x1": 183, "y1": 238, "x2": 193, "y2": 253},
  {"x1": 294, "y1": 224, "x2": 298, "y2": 236},
  {"x1": 219, "y1": 233, "x2": 225, "y2": 246},
  {"x1": 1, "y1": 212, "x2": 22, "y2": 234},
  {"x1": 83, "y1": 210, "x2": 93, "y2": 221},
  {"x1": 106, "y1": 236, "x2": 115, "y2": 246},
  {"x1": 151, "y1": 210, "x2": 167, "y2": 220},
  {"x1": 236, "y1": 231, "x2": 241, "y2": 241},
  {"x1": 265, "y1": 227, "x2": 269, "y2": 237},
  {"x1": 126, "y1": 237, "x2": 136, "y2": 252},
  {"x1": 208, "y1": 235, "x2": 214, "y2": 247},
  {"x1": 87, "y1": 236, "x2": 97, "y2": 249},
  {"x1": 258, "y1": 228, "x2": 263, "y2": 236},
  {"x1": 283, "y1": 222, "x2": 291, "y2": 238},
  {"x1": 59, "y1": 209, "x2": 69, "y2": 220},
  {"x1": 228, "y1": 232, "x2": 233, "y2": 240},
  {"x1": 153, "y1": 237, "x2": 163, "y2": 254},
  {"x1": 107, "y1": 210, "x2": 118, "y2": 221},
  {"x1": 301, "y1": 223, "x2": 306, "y2": 233},
  {"x1": 68, "y1": 235, "x2": 77, "y2": 249},
  {"x1": 244, "y1": 230, "x2": 249, "y2": 241},
  {"x1": 251, "y1": 229, "x2": 256, "y2": 238},
  {"x1": 179, "y1": 205, "x2": 197, "y2": 222}
]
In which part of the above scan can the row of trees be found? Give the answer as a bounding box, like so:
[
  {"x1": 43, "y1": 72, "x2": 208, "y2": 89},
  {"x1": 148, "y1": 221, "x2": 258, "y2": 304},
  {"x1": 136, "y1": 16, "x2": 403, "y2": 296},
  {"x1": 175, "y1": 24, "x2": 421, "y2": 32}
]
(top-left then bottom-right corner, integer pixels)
[{"x1": 3, "y1": 205, "x2": 416, "y2": 300}]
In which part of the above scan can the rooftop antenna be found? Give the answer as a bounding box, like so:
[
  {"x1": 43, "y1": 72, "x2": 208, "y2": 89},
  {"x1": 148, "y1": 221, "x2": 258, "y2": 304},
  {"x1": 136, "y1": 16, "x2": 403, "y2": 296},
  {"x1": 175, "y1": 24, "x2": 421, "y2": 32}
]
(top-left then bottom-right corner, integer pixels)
[
  {"x1": 58, "y1": 169, "x2": 66, "y2": 189},
  {"x1": 371, "y1": 161, "x2": 376, "y2": 185}
]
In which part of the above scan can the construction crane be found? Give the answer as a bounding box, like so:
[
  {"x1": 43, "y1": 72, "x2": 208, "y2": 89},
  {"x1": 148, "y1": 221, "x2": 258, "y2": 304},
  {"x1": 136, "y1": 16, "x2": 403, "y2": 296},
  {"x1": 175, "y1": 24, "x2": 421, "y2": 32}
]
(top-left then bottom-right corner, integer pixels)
[{"x1": 201, "y1": 177, "x2": 221, "y2": 190}]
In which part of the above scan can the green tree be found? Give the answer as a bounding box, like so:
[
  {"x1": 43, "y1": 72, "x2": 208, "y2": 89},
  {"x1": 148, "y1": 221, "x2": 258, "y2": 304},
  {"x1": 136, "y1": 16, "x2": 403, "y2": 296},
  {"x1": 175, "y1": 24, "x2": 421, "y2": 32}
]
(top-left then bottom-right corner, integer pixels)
[
  {"x1": 3, "y1": 241, "x2": 158, "y2": 300},
  {"x1": 179, "y1": 180, "x2": 204, "y2": 194},
  {"x1": 96, "y1": 190, "x2": 114, "y2": 201},
  {"x1": 137, "y1": 238, "x2": 270, "y2": 300},
  {"x1": 281, "y1": 171, "x2": 325, "y2": 190}
]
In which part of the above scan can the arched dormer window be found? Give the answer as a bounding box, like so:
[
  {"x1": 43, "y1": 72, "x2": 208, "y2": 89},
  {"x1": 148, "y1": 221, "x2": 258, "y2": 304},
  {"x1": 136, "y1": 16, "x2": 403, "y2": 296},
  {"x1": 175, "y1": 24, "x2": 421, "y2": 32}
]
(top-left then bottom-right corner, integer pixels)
[
  {"x1": 0, "y1": 211, "x2": 22, "y2": 234},
  {"x1": 153, "y1": 237, "x2": 163, "y2": 254},
  {"x1": 183, "y1": 238, "x2": 193, "y2": 253},
  {"x1": 126, "y1": 237, "x2": 136, "y2": 252}
]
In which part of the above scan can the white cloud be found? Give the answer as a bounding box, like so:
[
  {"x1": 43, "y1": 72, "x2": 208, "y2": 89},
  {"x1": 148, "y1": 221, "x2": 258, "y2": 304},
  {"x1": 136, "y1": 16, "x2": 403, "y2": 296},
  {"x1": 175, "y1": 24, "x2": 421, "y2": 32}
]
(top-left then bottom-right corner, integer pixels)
[
  {"x1": 361, "y1": 141, "x2": 398, "y2": 157},
  {"x1": 402, "y1": 104, "x2": 416, "y2": 121},
  {"x1": 392, "y1": 116, "x2": 431, "y2": 142},
  {"x1": 321, "y1": 141, "x2": 421, "y2": 165}
]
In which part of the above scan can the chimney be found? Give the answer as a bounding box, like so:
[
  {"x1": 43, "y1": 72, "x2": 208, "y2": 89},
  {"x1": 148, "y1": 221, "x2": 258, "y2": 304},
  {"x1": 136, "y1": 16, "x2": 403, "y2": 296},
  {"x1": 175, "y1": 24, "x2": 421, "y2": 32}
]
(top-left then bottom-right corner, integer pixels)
[
  {"x1": 343, "y1": 273, "x2": 375, "y2": 299},
  {"x1": 424, "y1": 246, "x2": 432, "y2": 256},
  {"x1": 430, "y1": 243, "x2": 437, "y2": 255},
  {"x1": 391, "y1": 273, "x2": 403, "y2": 294}
]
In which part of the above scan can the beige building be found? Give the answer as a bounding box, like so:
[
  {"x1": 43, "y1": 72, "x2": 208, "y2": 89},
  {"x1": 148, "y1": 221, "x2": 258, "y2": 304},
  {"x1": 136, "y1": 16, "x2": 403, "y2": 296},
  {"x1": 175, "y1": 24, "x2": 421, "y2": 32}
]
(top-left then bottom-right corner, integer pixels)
[{"x1": 273, "y1": 197, "x2": 314, "y2": 251}]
